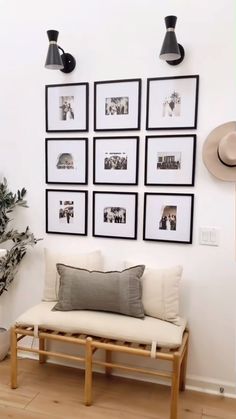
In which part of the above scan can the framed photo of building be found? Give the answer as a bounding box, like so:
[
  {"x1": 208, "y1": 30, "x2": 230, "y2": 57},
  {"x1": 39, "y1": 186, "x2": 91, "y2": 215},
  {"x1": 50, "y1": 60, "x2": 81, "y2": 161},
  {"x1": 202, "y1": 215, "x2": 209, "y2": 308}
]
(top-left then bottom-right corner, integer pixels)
[
  {"x1": 46, "y1": 189, "x2": 88, "y2": 235},
  {"x1": 45, "y1": 83, "x2": 89, "y2": 132},
  {"x1": 145, "y1": 135, "x2": 196, "y2": 186},
  {"x1": 93, "y1": 191, "x2": 138, "y2": 239},
  {"x1": 93, "y1": 136, "x2": 139, "y2": 185},
  {"x1": 146, "y1": 75, "x2": 199, "y2": 130},
  {"x1": 143, "y1": 193, "x2": 194, "y2": 244},
  {"x1": 45, "y1": 138, "x2": 88, "y2": 184},
  {"x1": 94, "y1": 79, "x2": 141, "y2": 131}
]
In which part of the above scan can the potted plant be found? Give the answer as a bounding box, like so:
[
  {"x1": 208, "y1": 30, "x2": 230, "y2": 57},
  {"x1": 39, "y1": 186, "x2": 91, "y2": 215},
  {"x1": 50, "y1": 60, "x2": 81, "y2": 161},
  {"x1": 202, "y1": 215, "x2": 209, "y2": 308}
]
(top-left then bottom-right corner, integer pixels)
[{"x1": 0, "y1": 178, "x2": 39, "y2": 360}]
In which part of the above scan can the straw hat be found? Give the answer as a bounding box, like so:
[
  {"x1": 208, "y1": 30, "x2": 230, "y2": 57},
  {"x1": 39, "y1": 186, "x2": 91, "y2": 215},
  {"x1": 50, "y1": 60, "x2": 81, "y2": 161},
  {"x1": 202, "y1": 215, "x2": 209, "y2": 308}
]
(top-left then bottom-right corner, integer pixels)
[{"x1": 202, "y1": 121, "x2": 236, "y2": 181}]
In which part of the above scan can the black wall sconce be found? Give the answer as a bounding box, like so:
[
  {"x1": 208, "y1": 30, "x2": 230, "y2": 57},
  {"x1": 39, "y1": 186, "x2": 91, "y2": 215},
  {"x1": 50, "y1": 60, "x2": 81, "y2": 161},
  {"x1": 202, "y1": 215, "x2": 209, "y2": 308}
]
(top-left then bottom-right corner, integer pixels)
[
  {"x1": 159, "y1": 16, "x2": 185, "y2": 66},
  {"x1": 45, "y1": 30, "x2": 76, "y2": 74}
]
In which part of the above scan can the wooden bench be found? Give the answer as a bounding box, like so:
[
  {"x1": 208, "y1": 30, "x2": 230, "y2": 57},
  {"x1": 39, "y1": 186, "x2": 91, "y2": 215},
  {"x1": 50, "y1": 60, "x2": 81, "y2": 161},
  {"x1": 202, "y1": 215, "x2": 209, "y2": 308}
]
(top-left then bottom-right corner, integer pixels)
[
  {"x1": 11, "y1": 320, "x2": 188, "y2": 419},
  {"x1": 10, "y1": 256, "x2": 187, "y2": 419}
]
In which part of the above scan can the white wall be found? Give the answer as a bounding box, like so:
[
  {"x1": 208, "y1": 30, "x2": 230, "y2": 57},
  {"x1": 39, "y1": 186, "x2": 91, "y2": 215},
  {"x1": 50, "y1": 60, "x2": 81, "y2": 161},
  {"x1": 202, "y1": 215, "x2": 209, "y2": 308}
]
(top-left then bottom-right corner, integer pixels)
[{"x1": 0, "y1": 0, "x2": 235, "y2": 396}]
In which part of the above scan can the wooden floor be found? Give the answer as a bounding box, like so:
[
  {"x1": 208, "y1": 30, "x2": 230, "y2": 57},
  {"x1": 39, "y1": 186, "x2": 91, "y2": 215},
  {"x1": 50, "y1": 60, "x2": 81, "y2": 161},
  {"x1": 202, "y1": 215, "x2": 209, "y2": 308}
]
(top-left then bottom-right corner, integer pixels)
[{"x1": 0, "y1": 357, "x2": 236, "y2": 418}]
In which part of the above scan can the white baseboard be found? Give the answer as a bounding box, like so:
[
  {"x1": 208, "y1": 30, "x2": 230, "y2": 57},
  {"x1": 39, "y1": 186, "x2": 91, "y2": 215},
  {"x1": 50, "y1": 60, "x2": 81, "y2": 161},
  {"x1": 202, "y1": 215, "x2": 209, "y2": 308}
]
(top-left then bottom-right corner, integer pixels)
[{"x1": 186, "y1": 375, "x2": 236, "y2": 398}]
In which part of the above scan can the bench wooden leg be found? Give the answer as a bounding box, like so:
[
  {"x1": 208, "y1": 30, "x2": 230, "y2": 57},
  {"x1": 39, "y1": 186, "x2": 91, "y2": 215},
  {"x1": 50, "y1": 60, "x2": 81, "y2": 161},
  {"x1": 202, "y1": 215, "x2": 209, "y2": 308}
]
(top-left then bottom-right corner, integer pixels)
[
  {"x1": 10, "y1": 327, "x2": 18, "y2": 389},
  {"x1": 179, "y1": 338, "x2": 189, "y2": 391},
  {"x1": 39, "y1": 337, "x2": 47, "y2": 364},
  {"x1": 105, "y1": 350, "x2": 112, "y2": 376},
  {"x1": 170, "y1": 354, "x2": 181, "y2": 419},
  {"x1": 84, "y1": 337, "x2": 93, "y2": 406}
]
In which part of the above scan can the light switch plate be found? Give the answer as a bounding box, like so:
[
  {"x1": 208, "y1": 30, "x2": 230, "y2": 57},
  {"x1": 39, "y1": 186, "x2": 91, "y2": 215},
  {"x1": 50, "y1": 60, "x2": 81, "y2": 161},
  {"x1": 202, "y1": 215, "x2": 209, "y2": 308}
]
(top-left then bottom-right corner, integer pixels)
[{"x1": 199, "y1": 227, "x2": 219, "y2": 246}]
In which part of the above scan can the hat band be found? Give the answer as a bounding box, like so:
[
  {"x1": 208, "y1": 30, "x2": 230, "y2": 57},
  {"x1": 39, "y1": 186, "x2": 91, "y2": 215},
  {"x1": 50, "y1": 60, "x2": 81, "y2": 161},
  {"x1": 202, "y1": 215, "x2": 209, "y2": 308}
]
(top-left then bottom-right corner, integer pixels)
[{"x1": 217, "y1": 149, "x2": 236, "y2": 167}]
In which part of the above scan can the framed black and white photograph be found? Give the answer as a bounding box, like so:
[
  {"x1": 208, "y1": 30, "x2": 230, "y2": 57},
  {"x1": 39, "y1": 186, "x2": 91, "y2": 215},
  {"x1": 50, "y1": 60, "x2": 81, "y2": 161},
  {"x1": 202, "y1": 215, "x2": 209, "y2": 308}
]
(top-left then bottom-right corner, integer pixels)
[
  {"x1": 145, "y1": 135, "x2": 196, "y2": 186},
  {"x1": 143, "y1": 193, "x2": 194, "y2": 244},
  {"x1": 46, "y1": 83, "x2": 89, "y2": 132},
  {"x1": 146, "y1": 75, "x2": 199, "y2": 130},
  {"x1": 94, "y1": 79, "x2": 141, "y2": 131},
  {"x1": 93, "y1": 136, "x2": 139, "y2": 185},
  {"x1": 45, "y1": 138, "x2": 88, "y2": 184},
  {"x1": 46, "y1": 189, "x2": 88, "y2": 235},
  {"x1": 93, "y1": 191, "x2": 138, "y2": 239}
]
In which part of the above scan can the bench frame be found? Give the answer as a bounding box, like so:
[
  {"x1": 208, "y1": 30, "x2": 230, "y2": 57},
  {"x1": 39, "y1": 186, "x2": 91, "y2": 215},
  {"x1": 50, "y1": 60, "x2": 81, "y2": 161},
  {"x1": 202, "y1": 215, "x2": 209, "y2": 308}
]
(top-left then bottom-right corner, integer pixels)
[{"x1": 11, "y1": 325, "x2": 189, "y2": 419}]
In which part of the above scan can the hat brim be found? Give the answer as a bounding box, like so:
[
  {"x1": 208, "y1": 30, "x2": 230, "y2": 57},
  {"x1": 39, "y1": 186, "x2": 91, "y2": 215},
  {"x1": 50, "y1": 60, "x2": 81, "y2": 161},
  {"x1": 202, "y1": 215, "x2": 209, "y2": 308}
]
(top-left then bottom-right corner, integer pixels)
[{"x1": 202, "y1": 121, "x2": 236, "y2": 181}]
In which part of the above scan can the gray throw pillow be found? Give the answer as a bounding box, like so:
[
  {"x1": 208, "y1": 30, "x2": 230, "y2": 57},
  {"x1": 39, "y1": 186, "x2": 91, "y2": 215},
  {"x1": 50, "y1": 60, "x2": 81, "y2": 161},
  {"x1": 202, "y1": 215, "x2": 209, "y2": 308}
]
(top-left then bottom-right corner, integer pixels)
[{"x1": 53, "y1": 264, "x2": 145, "y2": 318}]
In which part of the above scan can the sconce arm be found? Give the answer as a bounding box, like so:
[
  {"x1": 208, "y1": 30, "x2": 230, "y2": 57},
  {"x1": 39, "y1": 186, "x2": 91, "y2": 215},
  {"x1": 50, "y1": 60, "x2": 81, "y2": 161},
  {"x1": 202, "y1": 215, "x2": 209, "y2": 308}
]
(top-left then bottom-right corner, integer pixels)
[{"x1": 58, "y1": 45, "x2": 65, "y2": 55}]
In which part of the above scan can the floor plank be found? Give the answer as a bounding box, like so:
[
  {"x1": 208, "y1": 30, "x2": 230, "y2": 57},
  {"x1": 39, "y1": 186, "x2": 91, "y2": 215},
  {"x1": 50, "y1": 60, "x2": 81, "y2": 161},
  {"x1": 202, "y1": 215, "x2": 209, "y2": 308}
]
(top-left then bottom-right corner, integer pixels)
[
  {"x1": 0, "y1": 405, "x2": 59, "y2": 419},
  {"x1": 0, "y1": 385, "x2": 34, "y2": 410},
  {"x1": 202, "y1": 406, "x2": 236, "y2": 418}
]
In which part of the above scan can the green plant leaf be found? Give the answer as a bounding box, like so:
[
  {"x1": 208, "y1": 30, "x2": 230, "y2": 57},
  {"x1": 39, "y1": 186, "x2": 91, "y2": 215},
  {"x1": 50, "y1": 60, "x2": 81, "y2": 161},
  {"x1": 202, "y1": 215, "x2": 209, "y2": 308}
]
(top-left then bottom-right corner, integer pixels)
[{"x1": 0, "y1": 178, "x2": 40, "y2": 295}]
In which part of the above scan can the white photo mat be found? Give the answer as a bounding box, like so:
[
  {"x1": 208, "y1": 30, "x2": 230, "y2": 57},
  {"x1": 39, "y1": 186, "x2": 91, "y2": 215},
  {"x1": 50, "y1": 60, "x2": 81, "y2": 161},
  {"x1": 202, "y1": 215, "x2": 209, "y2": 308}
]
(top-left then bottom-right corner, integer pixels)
[
  {"x1": 94, "y1": 79, "x2": 141, "y2": 130},
  {"x1": 93, "y1": 192, "x2": 137, "y2": 239},
  {"x1": 94, "y1": 137, "x2": 139, "y2": 184},
  {"x1": 144, "y1": 193, "x2": 194, "y2": 243},
  {"x1": 146, "y1": 76, "x2": 199, "y2": 129},
  {"x1": 145, "y1": 135, "x2": 196, "y2": 186},
  {"x1": 46, "y1": 190, "x2": 87, "y2": 235},
  {"x1": 46, "y1": 83, "x2": 88, "y2": 132},
  {"x1": 46, "y1": 138, "x2": 88, "y2": 184}
]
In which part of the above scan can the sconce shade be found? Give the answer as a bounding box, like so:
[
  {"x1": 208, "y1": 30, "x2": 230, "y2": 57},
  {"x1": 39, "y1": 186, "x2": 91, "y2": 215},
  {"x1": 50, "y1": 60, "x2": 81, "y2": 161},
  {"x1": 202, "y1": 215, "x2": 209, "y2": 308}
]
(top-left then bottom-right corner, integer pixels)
[
  {"x1": 45, "y1": 29, "x2": 76, "y2": 73},
  {"x1": 45, "y1": 44, "x2": 64, "y2": 70},
  {"x1": 159, "y1": 32, "x2": 180, "y2": 61},
  {"x1": 159, "y1": 15, "x2": 184, "y2": 65},
  {"x1": 45, "y1": 30, "x2": 64, "y2": 70}
]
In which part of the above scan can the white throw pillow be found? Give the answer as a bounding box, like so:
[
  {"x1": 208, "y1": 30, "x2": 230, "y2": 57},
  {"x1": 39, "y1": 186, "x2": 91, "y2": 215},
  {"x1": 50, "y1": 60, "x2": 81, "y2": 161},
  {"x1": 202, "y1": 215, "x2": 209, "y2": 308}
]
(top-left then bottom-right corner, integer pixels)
[
  {"x1": 125, "y1": 261, "x2": 182, "y2": 325},
  {"x1": 42, "y1": 248, "x2": 104, "y2": 301}
]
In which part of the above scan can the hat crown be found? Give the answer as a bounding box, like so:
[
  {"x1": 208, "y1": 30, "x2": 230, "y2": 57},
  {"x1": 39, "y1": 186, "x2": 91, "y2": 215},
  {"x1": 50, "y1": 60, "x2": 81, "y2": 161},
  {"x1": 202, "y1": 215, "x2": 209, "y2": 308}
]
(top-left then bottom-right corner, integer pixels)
[
  {"x1": 202, "y1": 121, "x2": 236, "y2": 181},
  {"x1": 218, "y1": 131, "x2": 236, "y2": 166}
]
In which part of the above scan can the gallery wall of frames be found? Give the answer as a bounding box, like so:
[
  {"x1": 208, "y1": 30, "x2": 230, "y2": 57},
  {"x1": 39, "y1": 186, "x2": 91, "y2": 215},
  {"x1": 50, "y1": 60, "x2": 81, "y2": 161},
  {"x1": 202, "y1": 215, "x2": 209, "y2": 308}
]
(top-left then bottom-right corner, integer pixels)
[{"x1": 45, "y1": 75, "x2": 199, "y2": 244}]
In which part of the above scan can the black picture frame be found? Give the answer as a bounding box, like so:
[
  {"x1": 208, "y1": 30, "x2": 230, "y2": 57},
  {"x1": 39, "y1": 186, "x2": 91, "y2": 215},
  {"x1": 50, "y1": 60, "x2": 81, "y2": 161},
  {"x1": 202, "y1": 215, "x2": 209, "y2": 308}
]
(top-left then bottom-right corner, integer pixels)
[
  {"x1": 146, "y1": 75, "x2": 199, "y2": 130},
  {"x1": 93, "y1": 191, "x2": 138, "y2": 240},
  {"x1": 46, "y1": 189, "x2": 88, "y2": 236},
  {"x1": 45, "y1": 82, "x2": 89, "y2": 132},
  {"x1": 144, "y1": 135, "x2": 196, "y2": 186},
  {"x1": 94, "y1": 79, "x2": 141, "y2": 131},
  {"x1": 143, "y1": 193, "x2": 194, "y2": 244},
  {"x1": 45, "y1": 138, "x2": 88, "y2": 185},
  {"x1": 93, "y1": 136, "x2": 139, "y2": 185}
]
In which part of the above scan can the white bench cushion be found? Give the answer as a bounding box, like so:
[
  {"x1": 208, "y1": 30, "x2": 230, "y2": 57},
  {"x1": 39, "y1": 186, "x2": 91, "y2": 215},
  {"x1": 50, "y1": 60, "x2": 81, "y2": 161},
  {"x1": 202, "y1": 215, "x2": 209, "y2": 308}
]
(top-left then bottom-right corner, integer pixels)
[{"x1": 15, "y1": 302, "x2": 187, "y2": 349}]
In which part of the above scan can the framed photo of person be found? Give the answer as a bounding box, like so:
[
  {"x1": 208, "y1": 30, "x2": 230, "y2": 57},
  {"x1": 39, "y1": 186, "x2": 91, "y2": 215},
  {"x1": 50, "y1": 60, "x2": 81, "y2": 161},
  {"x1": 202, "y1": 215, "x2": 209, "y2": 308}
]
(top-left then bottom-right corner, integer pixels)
[
  {"x1": 94, "y1": 79, "x2": 141, "y2": 131},
  {"x1": 93, "y1": 136, "x2": 139, "y2": 185},
  {"x1": 46, "y1": 189, "x2": 88, "y2": 235},
  {"x1": 45, "y1": 138, "x2": 88, "y2": 185},
  {"x1": 45, "y1": 83, "x2": 89, "y2": 132},
  {"x1": 146, "y1": 75, "x2": 199, "y2": 130},
  {"x1": 143, "y1": 193, "x2": 194, "y2": 244},
  {"x1": 144, "y1": 135, "x2": 196, "y2": 186},
  {"x1": 93, "y1": 191, "x2": 138, "y2": 239}
]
